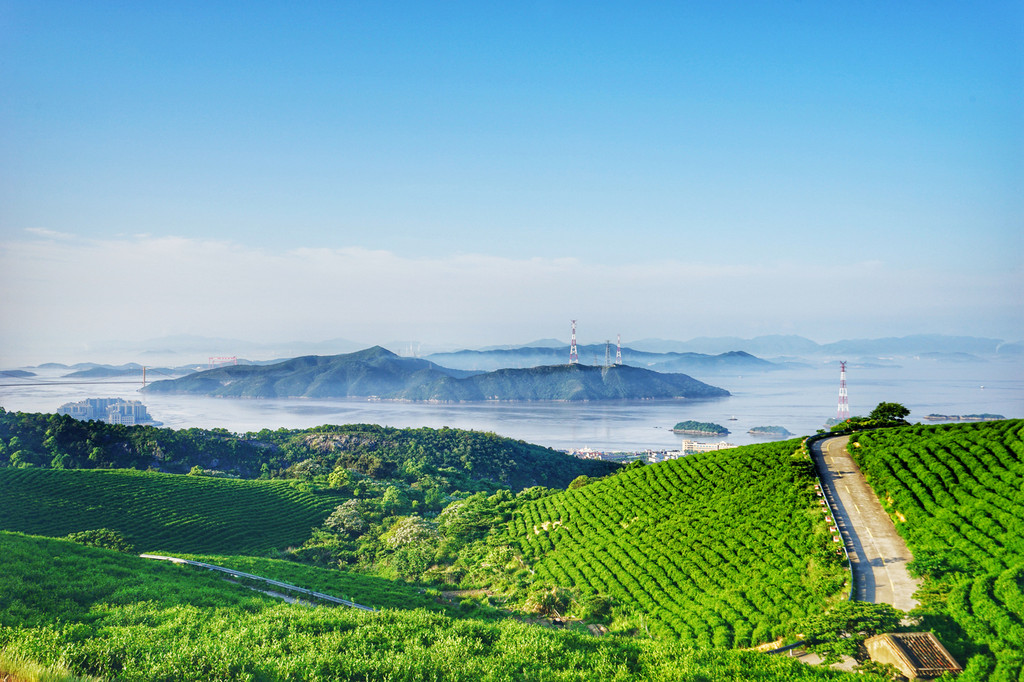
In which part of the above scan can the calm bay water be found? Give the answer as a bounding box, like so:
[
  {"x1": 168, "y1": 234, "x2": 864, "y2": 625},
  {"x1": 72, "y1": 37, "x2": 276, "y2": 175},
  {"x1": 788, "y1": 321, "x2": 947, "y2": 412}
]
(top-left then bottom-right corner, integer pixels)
[{"x1": 2, "y1": 360, "x2": 1021, "y2": 452}]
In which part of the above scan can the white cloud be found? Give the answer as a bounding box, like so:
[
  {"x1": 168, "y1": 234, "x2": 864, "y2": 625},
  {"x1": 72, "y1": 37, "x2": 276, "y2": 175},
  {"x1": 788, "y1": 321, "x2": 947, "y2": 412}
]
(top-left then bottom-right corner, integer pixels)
[
  {"x1": 0, "y1": 233, "x2": 1021, "y2": 365},
  {"x1": 22, "y1": 228, "x2": 78, "y2": 240}
]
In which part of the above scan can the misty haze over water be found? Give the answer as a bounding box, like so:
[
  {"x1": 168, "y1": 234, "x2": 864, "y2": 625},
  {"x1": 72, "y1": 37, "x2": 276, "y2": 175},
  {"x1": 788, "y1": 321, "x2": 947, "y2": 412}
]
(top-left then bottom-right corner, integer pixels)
[{"x1": 2, "y1": 361, "x2": 1020, "y2": 453}]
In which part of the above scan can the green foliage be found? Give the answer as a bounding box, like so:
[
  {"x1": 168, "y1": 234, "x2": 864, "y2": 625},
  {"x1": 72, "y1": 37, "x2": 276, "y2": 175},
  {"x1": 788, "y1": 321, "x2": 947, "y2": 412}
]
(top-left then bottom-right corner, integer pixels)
[
  {"x1": 323, "y1": 499, "x2": 369, "y2": 538},
  {"x1": 0, "y1": 652, "x2": 101, "y2": 682},
  {"x1": 500, "y1": 439, "x2": 849, "y2": 646},
  {"x1": 0, "y1": 409, "x2": 618, "y2": 491},
  {"x1": 173, "y1": 552, "x2": 449, "y2": 612},
  {"x1": 0, "y1": 532, "x2": 872, "y2": 682},
  {"x1": 798, "y1": 601, "x2": 903, "y2": 662},
  {"x1": 749, "y1": 426, "x2": 793, "y2": 436},
  {"x1": 672, "y1": 420, "x2": 729, "y2": 434},
  {"x1": 852, "y1": 419, "x2": 1024, "y2": 676},
  {"x1": 63, "y1": 529, "x2": 134, "y2": 553},
  {"x1": 0, "y1": 468, "x2": 338, "y2": 554},
  {"x1": 567, "y1": 475, "x2": 590, "y2": 490},
  {"x1": 867, "y1": 402, "x2": 910, "y2": 423}
]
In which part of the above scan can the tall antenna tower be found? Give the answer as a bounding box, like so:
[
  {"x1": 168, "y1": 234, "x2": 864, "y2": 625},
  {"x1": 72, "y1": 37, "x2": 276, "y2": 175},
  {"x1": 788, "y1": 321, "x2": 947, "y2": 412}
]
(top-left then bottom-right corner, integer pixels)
[
  {"x1": 604, "y1": 340, "x2": 611, "y2": 368},
  {"x1": 208, "y1": 356, "x2": 238, "y2": 370},
  {"x1": 569, "y1": 320, "x2": 579, "y2": 365},
  {"x1": 615, "y1": 334, "x2": 622, "y2": 366},
  {"x1": 837, "y1": 361, "x2": 850, "y2": 421}
]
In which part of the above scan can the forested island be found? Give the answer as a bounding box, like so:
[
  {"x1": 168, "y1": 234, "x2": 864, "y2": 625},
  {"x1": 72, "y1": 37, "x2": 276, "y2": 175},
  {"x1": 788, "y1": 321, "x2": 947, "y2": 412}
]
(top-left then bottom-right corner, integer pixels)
[
  {"x1": 142, "y1": 346, "x2": 729, "y2": 401},
  {"x1": 748, "y1": 426, "x2": 793, "y2": 437},
  {"x1": 671, "y1": 420, "x2": 730, "y2": 436}
]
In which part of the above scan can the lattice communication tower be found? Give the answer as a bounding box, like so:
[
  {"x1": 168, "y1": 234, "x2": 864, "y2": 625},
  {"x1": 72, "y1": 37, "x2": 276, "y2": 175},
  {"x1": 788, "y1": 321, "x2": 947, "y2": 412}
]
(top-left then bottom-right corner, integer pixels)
[
  {"x1": 836, "y1": 361, "x2": 850, "y2": 421},
  {"x1": 616, "y1": 334, "x2": 623, "y2": 366},
  {"x1": 569, "y1": 320, "x2": 579, "y2": 365}
]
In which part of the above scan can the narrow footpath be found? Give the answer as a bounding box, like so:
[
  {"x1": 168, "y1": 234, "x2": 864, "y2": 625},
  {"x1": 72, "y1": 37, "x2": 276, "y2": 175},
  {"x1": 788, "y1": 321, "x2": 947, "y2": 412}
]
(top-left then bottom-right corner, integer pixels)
[
  {"x1": 811, "y1": 435, "x2": 921, "y2": 612},
  {"x1": 140, "y1": 554, "x2": 376, "y2": 611}
]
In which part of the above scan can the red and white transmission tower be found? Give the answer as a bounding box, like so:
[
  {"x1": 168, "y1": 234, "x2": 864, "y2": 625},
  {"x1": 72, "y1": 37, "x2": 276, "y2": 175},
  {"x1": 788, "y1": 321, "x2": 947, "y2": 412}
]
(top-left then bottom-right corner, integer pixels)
[
  {"x1": 836, "y1": 361, "x2": 850, "y2": 421},
  {"x1": 569, "y1": 320, "x2": 579, "y2": 365},
  {"x1": 615, "y1": 334, "x2": 622, "y2": 366}
]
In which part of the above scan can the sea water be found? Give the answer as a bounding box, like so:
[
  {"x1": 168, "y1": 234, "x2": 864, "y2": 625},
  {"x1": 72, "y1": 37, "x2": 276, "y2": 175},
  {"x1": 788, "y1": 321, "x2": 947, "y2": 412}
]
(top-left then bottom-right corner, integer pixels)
[{"x1": 2, "y1": 360, "x2": 1021, "y2": 452}]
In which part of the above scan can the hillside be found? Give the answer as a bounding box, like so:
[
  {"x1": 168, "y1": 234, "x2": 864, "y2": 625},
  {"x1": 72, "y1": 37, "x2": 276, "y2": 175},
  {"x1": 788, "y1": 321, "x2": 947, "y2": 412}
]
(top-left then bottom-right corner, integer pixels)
[
  {"x1": 141, "y1": 346, "x2": 474, "y2": 398},
  {"x1": 141, "y1": 346, "x2": 729, "y2": 401},
  {"x1": 0, "y1": 468, "x2": 339, "y2": 554},
  {"x1": 849, "y1": 419, "x2": 1024, "y2": 680},
  {"x1": 0, "y1": 531, "x2": 871, "y2": 681},
  {"x1": 491, "y1": 440, "x2": 847, "y2": 646},
  {"x1": 0, "y1": 409, "x2": 617, "y2": 490}
]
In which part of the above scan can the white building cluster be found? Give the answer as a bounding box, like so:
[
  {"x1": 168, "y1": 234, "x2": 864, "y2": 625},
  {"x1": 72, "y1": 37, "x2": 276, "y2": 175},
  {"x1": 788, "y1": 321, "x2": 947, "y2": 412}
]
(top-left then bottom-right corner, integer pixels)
[
  {"x1": 57, "y1": 398, "x2": 156, "y2": 426},
  {"x1": 648, "y1": 440, "x2": 735, "y2": 463}
]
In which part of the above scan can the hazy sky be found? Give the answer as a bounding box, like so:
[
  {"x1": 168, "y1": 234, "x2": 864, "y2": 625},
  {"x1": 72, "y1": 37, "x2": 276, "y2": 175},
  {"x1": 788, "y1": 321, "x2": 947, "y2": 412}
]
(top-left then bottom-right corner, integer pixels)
[{"x1": 2, "y1": 2, "x2": 1021, "y2": 364}]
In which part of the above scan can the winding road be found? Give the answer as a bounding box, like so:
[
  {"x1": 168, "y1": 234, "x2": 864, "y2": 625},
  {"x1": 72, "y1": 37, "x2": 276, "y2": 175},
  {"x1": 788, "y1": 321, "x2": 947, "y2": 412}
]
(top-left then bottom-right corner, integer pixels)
[{"x1": 811, "y1": 435, "x2": 921, "y2": 612}]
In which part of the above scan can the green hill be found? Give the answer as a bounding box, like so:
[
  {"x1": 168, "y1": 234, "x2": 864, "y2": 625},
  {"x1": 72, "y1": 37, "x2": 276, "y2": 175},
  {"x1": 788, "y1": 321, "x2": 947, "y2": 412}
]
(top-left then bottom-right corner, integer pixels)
[
  {"x1": 850, "y1": 419, "x2": 1024, "y2": 680},
  {"x1": 0, "y1": 409, "x2": 617, "y2": 489},
  {"x1": 141, "y1": 346, "x2": 729, "y2": 401},
  {"x1": 0, "y1": 468, "x2": 339, "y2": 554},
  {"x1": 498, "y1": 439, "x2": 848, "y2": 647},
  {"x1": 0, "y1": 531, "x2": 869, "y2": 681}
]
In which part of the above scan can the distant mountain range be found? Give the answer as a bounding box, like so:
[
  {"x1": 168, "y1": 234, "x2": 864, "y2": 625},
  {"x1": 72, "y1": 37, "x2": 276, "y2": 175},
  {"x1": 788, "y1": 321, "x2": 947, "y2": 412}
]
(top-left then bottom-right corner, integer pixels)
[
  {"x1": 14, "y1": 334, "x2": 1018, "y2": 375},
  {"x1": 629, "y1": 334, "x2": 1017, "y2": 359},
  {"x1": 424, "y1": 345, "x2": 781, "y2": 374},
  {"x1": 141, "y1": 347, "x2": 729, "y2": 401}
]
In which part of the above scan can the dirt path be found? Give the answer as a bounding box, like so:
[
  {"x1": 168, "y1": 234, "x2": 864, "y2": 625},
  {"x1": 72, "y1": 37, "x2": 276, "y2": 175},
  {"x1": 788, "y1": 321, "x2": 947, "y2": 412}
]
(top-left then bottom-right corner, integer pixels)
[
  {"x1": 812, "y1": 435, "x2": 921, "y2": 612},
  {"x1": 140, "y1": 554, "x2": 376, "y2": 611}
]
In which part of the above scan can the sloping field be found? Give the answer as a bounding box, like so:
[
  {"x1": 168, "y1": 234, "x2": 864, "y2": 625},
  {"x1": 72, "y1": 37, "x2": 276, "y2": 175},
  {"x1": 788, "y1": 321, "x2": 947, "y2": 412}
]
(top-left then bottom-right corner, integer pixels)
[
  {"x1": 173, "y1": 553, "x2": 445, "y2": 612},
  {"x1": 503, "y1": 440, "x2": 849, "y2": 647},
  {"x1": 0, "y1": 468, "x2": 339, "y2": 554},
  {"x1": 0, "y1": 532, "x2": 870, "y2": 681},
  {"x1": 852, "y1": 419, "x2": 1024, "y2": 575},
  {"x1": 851, "y1": 419, "x2": 1024, "y2": 680}
]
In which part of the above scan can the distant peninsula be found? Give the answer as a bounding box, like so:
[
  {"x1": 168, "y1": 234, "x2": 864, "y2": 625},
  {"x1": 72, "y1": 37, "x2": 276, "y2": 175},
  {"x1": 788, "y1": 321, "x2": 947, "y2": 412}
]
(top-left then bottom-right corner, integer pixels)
[
  {"x1": 142, "y1": 346, "x2": 730, "y2": 402},
  {"x1": 671, "y1": 420, "x2": 730, "y2": 436}
]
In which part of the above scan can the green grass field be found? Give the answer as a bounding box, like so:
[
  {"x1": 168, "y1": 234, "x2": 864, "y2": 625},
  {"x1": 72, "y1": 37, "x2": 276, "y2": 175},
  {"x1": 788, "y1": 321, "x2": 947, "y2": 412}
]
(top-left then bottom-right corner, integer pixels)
[
  {"x1": 0, "y1": 532, "x2": 872, "y2": 681},
  {"x1": 0, "y1": 468, "x2": 339, "y2": 554},
  {"x1": 173, "y1": 553, "x2": 447, "y2": 612}
]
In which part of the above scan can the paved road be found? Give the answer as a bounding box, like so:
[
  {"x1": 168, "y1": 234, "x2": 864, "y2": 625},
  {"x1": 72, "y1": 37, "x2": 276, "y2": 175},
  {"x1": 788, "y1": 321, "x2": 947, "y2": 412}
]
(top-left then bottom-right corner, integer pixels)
[{"x1": 812, "y1": 435, "x2": 921, "y2": 612}]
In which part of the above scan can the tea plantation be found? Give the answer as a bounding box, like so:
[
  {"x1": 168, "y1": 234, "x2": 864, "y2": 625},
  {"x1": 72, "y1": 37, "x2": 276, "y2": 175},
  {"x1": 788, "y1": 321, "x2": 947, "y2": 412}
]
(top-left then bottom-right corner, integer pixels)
[
  {"x1": 851, "y1": 419, "x2": 1024, "y2": 681},
  {"x1": 0, "y1": 467, "x2": 339, "y2": 554}
]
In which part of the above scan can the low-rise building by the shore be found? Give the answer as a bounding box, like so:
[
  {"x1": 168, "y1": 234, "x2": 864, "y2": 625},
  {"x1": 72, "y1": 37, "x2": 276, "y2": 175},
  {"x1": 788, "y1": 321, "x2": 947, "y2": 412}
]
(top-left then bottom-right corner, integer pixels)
[{"x1": 57, "y1": 398, "x2": 159, "y2": 426}]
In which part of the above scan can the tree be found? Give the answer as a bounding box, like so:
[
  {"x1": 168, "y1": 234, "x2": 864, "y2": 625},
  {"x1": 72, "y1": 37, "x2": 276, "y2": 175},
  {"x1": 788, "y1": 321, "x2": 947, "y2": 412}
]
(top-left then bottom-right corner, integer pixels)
[
  {"x1": 799, "y1": 601, "x2": 903, "y2": 662},
  {"x1": 324, "y1": 499, "x2": 369, "y2": 537},
  {"x1": 568, "y1": 475, "x2": 591, "y2": 490},
  {"x1": 64, "y1": 528, "x2": 134, "y2": 553},
  {"x1": 869, "y1": 402, "x2": 910, "y2": 423},
  {"x1": 381, "y1": 485, "x2": 409, "y2": 515}
]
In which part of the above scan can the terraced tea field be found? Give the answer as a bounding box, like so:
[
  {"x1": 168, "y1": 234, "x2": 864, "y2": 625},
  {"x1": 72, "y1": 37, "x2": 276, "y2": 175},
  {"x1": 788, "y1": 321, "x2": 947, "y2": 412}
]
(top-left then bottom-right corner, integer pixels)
[
  {"x1": 851, "y1": 419, "x2": 1024, "y2": 679},
  {"x1": 504, "y1": 439, "x2": 849, "y2": 647},
  {"x1": 0, "y1": 468, "x2": 339, "y2": 554}
]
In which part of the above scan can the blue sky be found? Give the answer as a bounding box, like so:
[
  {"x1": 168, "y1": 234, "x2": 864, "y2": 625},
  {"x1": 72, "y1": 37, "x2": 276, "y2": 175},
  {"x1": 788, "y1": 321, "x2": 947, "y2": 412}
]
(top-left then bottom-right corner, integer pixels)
[{"x1": 1, "y1": 2, "x2": 1021, "y2": 362}]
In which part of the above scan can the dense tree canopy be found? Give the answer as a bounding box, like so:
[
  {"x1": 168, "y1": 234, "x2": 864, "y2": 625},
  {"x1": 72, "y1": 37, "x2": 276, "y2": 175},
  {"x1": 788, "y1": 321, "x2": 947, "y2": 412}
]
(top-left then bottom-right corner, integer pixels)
[{"x1": 868, "y1": 402, "x2": 910, "y2": 423}]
